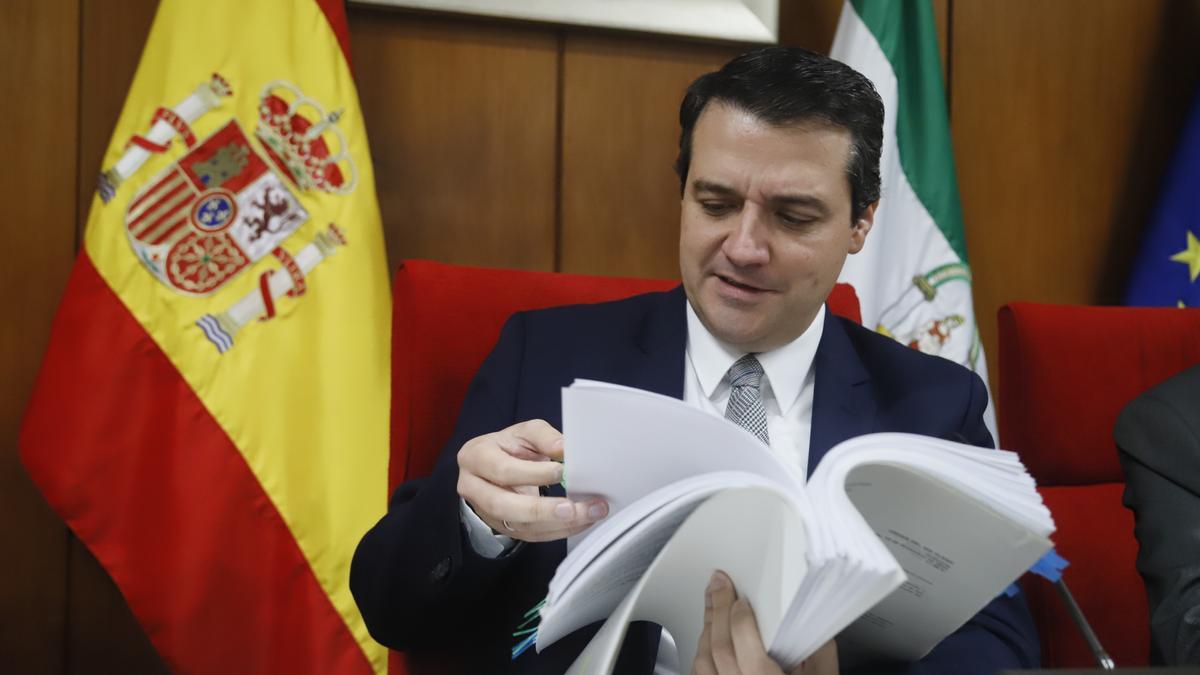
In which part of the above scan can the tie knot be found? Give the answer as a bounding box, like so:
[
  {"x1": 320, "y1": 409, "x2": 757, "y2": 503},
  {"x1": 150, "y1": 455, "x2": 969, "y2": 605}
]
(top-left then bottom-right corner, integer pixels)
[{"x1": 727, "y1": 354, "x2": 764, "y2": 389}]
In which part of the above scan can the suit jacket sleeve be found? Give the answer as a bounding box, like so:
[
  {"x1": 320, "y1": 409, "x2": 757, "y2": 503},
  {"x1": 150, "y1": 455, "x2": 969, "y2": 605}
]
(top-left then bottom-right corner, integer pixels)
[
  {"x1": 1115, "y1": 374, "x2": 1200, "y2": 665},
  {"x1": 850, "y1": 370, "x2": 1041, "y2": 675},
  {"x1": 350, "y1": 313, "x2": 531, "y2": 651}
]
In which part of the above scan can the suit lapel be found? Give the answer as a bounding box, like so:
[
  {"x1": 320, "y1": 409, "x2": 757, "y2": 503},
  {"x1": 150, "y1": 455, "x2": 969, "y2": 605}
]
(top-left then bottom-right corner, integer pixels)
[
  {"x1": 621, "y1": 285, "x2": 687, "y2": 400},
  {"x1": 808, "y1": 312, "x2": 876, "y2": 475}
]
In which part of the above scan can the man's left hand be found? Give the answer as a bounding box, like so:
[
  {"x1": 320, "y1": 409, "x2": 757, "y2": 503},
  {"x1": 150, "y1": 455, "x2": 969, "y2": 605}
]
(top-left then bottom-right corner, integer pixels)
[{"x1": 691, "y1": 571, "x2": 838, "y2": 675}]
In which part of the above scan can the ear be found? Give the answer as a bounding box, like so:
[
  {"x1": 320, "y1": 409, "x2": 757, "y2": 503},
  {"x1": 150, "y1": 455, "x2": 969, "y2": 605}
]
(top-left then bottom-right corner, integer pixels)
[{"x1": 848, "y1": 201, "x2": 878, "y2": 254}]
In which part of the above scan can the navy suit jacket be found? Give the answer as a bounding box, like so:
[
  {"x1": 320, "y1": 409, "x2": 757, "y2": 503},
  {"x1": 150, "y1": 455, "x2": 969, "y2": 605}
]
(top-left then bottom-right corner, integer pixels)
[{"x1": 351, "y1": 287, "x2": 1040, "y2": 674}]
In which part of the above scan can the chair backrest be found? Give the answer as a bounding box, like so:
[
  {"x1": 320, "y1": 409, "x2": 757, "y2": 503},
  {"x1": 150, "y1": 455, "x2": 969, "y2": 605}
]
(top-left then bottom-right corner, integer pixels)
[
  {"x1": 390, "y1": 258, "x2": 862, "y2": 491},
  {"x1": 998, "y1": 301, "x2": 1200, "y2": 667}
]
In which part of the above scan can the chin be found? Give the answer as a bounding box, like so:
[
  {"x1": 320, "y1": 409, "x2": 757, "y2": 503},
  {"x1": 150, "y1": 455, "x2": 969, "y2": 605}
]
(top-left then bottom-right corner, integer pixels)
[{"x1": 708, "y1": 316, "x2": 768, "y2": 349}]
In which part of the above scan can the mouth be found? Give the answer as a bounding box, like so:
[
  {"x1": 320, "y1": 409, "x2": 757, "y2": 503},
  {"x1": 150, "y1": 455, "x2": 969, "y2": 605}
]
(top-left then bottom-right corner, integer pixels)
[{"x1": 714, "y1": 273, "x2": 772, "y2": 294}]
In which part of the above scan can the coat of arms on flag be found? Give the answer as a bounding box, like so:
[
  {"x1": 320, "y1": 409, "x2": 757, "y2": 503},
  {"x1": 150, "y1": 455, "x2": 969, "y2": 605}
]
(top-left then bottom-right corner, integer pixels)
[
  {"x1": 20, "y1": 1, "x2": 392, "y2": 673},
  {"x1": 111, "y1": 77, "x2": 357, "y2": 353},
  {"x1": 873, "y1": 262, "x2": 977, "y2": 364}
]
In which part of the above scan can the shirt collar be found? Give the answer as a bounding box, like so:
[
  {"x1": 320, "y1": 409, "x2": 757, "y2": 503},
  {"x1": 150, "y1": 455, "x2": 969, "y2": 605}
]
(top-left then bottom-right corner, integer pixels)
[{"x1": 685, "y1": 301, "x2": 825, "y2": 414}]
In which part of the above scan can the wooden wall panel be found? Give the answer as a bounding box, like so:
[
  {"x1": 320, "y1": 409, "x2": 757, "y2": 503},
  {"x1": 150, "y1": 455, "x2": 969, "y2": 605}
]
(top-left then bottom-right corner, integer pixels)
[
  {"x1": 68, "y1": 0, "x2": 170, "y2": 673},
  {"x1": 0, "y1": 1, "x2": 78, "y2": 672},
  {"x1": 952, "y1": 0, "x2": 1200, "y2": 381},
  {"x1": 66, "y1": 544, "x2": 166, "y2": 675},
  {"x1": 559, "y1": 35, "x2": 736, "y2": 278},
  {"x1": 778, "y1": 0, "x2": 843, "y2": 53},
  {"x1": 348, "y1": 8, "x2": 559, "y2": 273}
]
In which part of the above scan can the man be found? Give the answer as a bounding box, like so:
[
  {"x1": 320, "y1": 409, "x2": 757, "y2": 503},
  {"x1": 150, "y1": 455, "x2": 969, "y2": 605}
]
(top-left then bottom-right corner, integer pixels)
[
  {"x1": 351, "y1": 47, "x2": 1039, "y2": 674},
  {"x1": 1115, "y1": 364, "x2": 1200, "y2": 665}
]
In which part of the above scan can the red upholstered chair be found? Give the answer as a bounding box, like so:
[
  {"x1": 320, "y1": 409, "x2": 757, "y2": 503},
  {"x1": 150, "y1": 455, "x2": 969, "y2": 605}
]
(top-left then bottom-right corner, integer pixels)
[
  {"x1": 388, "y1": 259, "x2": 861, "y2": 674},
  {"x1": 998, "y1": 302, "x2": 1200, "y2": 668}
]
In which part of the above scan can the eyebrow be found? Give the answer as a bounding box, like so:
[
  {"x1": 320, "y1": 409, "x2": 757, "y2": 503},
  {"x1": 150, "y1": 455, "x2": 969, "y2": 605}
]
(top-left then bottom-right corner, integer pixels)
[
  {"x1": 772, "y1": 194, "x2": 830, "y2": 217},
  {"x1": 691, "y1": 180, "x2": 739, "y2": 197},
  {"x1": 691, "y1": 179, "x2": 831, "y2": 216}
]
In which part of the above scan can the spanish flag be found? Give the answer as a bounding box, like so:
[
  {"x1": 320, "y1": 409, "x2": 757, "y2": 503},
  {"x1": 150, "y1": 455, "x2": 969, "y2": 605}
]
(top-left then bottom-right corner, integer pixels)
[{"x1": 20, "y1": 1, "x2": 389, "y2": 673}]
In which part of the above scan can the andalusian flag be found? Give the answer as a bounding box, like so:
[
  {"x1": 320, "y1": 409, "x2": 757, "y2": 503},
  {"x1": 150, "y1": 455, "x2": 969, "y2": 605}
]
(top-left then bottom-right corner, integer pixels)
[
  {"x1": 20, "y1": 1, "x2": 390, "y2": 673},
  {"x1": 831, "y1": 0, "x2": 997, "y2": 434}
]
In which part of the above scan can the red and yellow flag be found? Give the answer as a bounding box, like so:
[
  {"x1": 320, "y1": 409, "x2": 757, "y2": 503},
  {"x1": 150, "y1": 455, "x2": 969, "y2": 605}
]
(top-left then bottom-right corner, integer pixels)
[{"x1": 20, "y1": 1, "x2": 389, "y2": 672}]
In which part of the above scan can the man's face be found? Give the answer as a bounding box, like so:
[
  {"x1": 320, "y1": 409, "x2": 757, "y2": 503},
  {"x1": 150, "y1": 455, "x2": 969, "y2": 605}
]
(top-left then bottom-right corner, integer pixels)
[{"x1": 679, "y1": 102, "x2": 876, "y2": 353}]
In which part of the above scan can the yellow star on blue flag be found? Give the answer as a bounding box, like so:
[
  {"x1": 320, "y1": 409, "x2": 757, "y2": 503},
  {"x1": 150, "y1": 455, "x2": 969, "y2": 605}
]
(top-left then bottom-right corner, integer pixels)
[
  {"x1": 1170, "y1": 230, "x2": 1200, "y2": 282},
  {"x1": 1127, "y1": 88, "x2": 1200, "y2": 307}
]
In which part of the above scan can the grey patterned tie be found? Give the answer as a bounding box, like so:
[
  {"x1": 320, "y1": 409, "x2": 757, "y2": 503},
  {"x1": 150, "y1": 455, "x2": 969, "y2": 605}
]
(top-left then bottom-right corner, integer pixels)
[{"x1": 724, "y1": 354, "x2": 769, "y2": 446}]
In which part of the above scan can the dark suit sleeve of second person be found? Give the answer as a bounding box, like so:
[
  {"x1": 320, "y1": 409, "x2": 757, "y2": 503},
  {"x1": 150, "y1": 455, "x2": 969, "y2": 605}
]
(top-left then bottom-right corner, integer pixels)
[
  {"x1": 349, "y1": 313, "x2": 532, "y2": 651},
  {"x1": 1116, "y1": 381, "x2": 1200, "y2": 665}
]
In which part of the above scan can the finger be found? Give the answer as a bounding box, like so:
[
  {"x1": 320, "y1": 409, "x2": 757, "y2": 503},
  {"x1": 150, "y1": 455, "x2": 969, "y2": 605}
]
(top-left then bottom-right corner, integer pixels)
[
  {"x1": 458, "y1": 473, "x2": 606, "y2": 534},
  {"x1": 458, "y1": 473, "x2": 566, "y2": 523},
  {"x1": 707, "y1": 571, "x2": 741, "y2": 675},
  {"x1": 486, "y1": 487, "x2": 606, "y2": 527},
  {"x1": 691, "y1": 590, "x2": 717, "y2": 675},
  {"x1": 729, "y1": 598, "x2": 782, "y2": 675},
  {"x1": 466, "y1": 442, "x2": 564, "y2": 488},
  {"x1": 491, "y1": 505, "x2": 600, "y2": 540},
  {"x1": 496, "y1": 436, "x2": 550, "y2": 462},
  {"x1": 509, "y1": 419, "x2": 565, "y2": 461},
  {"x1": 473, "y1": 506, "x2": 606, "y2": 544}
]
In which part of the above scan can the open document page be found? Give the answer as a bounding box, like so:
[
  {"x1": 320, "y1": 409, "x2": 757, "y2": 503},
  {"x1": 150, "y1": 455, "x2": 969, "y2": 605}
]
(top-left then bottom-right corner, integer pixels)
[
  {"x1": 560, "y1": 379, "x2": 807, "y2": 548},
  {"x1": 538, "y1": 471, "x2": 783, "y2": 647},
  {"x1": 544, "y1": 381, "x2": 1055, "y2": 672},
  {"x1": 808, "y1": 434, "x2": 1055, "y2": 664},
  {"x1": 558, "y1": 485, "x2": 904, "y2": 674},
  {"x1": 546, "y1": 381, "x2": 903, "y2": 666},
  {"x1": 561, "y1": 487, "x2": 810, "y2": 675}
]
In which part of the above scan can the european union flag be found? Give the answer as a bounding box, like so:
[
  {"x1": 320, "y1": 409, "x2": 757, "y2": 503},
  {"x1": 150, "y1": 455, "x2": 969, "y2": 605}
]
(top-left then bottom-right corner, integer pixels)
[{"x1": 1126, "y1": 89, "x2": 1200, "y2": 307}]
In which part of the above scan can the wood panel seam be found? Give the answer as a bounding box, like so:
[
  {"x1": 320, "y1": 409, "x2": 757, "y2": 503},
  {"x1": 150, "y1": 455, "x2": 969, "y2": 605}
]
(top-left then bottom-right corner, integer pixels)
[{"x1": 553, "y1": 30, "x2": 565, "y2": 273}]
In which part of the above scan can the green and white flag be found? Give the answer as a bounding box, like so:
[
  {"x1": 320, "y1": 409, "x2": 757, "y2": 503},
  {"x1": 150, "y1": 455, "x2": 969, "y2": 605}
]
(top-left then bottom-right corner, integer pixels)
[{"x1": 831, "y1": 0, "x2": 996, "y2": 436}]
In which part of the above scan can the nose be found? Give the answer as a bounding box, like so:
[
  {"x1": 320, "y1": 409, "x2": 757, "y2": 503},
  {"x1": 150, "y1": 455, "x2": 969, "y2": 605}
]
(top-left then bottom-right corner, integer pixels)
[{"x1": 721, "y1": 205, "x2": 770, "y2": 267}]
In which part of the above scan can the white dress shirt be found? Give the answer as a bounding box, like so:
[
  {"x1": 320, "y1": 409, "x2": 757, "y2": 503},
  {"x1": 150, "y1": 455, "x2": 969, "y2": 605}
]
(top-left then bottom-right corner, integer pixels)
[
  {"x1": 682, "y1": 302, "x2": 823, "y2": 479},
  {"x1": 460, "y1": 299, "x2": 827, "y2": 672}
]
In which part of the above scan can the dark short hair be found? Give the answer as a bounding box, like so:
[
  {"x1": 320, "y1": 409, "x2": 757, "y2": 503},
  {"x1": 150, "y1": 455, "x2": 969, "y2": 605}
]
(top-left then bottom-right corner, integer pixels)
[{"x1": 675, "y1": 46, "x2": 884, "y2": 222}]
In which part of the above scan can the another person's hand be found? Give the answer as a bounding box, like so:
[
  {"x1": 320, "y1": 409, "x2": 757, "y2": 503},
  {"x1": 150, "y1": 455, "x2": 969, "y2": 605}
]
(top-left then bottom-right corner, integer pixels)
[
  {"x1": 457, "y1": 418, "x2": 608, "y2": 542},
  {"x1": 693, "y1": 571, "x2": 838, "y2": 675}
]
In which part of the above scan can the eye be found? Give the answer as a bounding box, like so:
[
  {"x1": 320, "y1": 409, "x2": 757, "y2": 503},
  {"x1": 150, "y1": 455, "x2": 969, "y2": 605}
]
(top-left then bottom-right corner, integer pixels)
[
  {"x1": 700, "y1": 201, "x2": 734, "y2": 217},
  {"x1": 778, "y1": 212, "x2": 815, "y2": 227}
]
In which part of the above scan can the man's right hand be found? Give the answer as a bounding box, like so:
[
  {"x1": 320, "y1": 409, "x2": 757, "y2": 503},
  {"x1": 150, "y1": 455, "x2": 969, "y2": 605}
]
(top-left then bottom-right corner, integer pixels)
[{"x1": 457, "y1": 419, "x2": 609, "y2": 543}]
